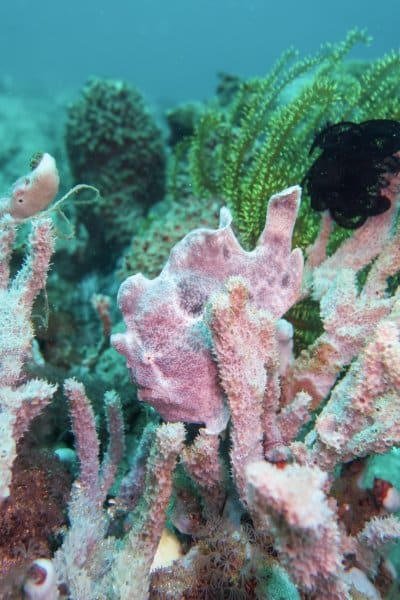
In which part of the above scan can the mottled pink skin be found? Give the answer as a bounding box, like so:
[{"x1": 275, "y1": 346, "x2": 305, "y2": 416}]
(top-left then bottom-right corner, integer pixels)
[
  {"x1": 112, "y1": 186, "x2": 303, "y2": 432},
  {"x1": 0, "y1": 153, "x2": 59, "y2": 220}
]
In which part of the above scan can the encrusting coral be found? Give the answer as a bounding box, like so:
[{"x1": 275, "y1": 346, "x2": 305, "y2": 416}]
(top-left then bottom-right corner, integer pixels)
[{"x1": 65, "y1": 78, "x2": 166, "y2": 256}]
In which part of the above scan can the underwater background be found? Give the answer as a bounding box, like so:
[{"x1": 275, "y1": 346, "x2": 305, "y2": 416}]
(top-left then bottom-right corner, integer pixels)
[
  {"x1": 1, "y1": 0, "x2": 400, "y2": 104},
  {"x1": 2, "y1": 1, "x2": 400, "y2": 598}
]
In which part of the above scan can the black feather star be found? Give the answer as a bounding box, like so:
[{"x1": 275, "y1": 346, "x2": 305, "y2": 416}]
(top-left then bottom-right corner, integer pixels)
[{"x1": 303, "y1": 119, "x2": 400, "y2": 228}]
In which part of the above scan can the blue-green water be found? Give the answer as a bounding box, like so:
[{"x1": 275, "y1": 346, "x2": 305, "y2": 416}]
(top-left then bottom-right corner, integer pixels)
[{"x1": 1, "y1": 0, "x2": 399, "y2": 104}]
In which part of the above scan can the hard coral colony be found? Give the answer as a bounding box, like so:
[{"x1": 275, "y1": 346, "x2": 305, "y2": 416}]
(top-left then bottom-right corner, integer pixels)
[{"x1": 3, "y1": 107, "x2": 400, "y2": 600}]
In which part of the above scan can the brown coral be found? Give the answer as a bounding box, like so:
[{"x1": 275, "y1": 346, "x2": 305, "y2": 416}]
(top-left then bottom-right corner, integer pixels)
[{"x1": 0, "y1": 439, "x2": 71, "y2": 597}]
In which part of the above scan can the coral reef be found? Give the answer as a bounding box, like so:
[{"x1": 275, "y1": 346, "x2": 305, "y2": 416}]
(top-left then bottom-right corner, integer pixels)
[
  {"x1": 165, "y1": 101, "x2": 202, "y2": 147},
  {"x1": 125, "y1": 31, "x2": 400, "y2": 296},
  {"x1": 0, "y1": 155, "x2": 59, "y2": 502},
  {"x1": 65, "y1": 77, "x2": 166, "y2": 254},
  {"x1": 3, "y1": 33, "x2": 400, "y2": 599},
  {"x1": 112, "y1": 184, "x2": 400, "y2": 598},
  {"x1": 0, "y1": 443, "x2": 70, "y2": 599},
  {"x1": 0, "y1": 85, "x2": 67, "y2": 196},
  {"x1": 182, "y1": 30, "x2": 400, "y2": 248},
  {"x1": 304, "y1": 120, "x2": 400, "y2": 228},
  {"x1": 2, "y1": 153, "x2": 400, "y2": 598},
  {"x1": 121, "y1": 194, "x2": 221, "y2": 279}
]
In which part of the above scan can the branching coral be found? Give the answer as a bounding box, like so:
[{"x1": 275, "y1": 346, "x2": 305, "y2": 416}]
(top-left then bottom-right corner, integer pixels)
[
  {"x1": 3, "y1": 73, "x2": 400, "y2": 597},
  {"x1": 0, "y1": 156, "x2": 59, "y2": 502},
  {"x1": 53, "y1": 379, "x2": 185, "y2": 600},
  {"x1": 111, "y1": 183, "x2": 400, "y2": 598}
]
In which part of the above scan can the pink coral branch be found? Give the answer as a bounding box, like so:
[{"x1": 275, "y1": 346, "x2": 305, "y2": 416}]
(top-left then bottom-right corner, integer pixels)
[
  {"x1": 246, "y1": 461, "x2": 346, "y2": 597},
  {"x1": 99, "y1": 390, "x2": 125, "y2": 496},
  {"x1": 0, "y1": 217, "x2": 16, "y2": 288},
  {"x1": 181, "y1": 427, "x2": 226, "y2": 518},
  {"x1": 309, "y1": 192, "x2": 398, "y2": 300},
  {"x1": 64, "y1": 378, "x2": 102, "y2": 500},
  {"x1": 310, "y1": 310, "x2": 400, "y2": 470},
  {"x1": 0, "y1": 219, "x2": 55, "y2": 386},
  {"x1": 0, "y1": 207, "x2": 56, "y2": 502}
]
